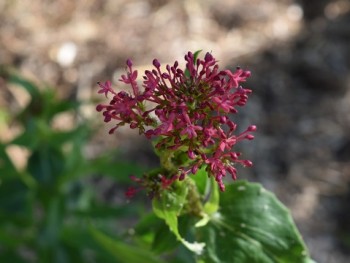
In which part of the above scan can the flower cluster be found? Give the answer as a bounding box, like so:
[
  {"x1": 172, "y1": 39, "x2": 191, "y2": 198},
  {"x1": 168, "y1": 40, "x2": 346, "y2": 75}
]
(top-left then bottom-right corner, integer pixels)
[{"x1": 96, "y1": 51, "x2": 256, "y2": 192}]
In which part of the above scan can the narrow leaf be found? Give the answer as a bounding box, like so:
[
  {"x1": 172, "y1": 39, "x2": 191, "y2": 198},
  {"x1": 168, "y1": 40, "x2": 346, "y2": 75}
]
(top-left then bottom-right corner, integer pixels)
[{"x1": 90, "y1": 227, "x2": 165, "y2": 263}]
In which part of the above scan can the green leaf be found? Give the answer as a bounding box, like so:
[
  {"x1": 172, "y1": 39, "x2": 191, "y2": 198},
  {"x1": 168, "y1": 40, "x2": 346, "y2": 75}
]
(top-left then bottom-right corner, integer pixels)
[
  {"x1": 62, "y1": 225, "x2": 115, "y2": 263},
  {"x1": 89, "y1": 227, "x2": 165, "y2": 263},
  {"x1": 152, "y1": 219, "x2": 179, "y2": 254},
  {"x1": 203, "y1": 178, "x2": 219, "y2": 215},
  {"x1": 6, "y1": 71, "x2": 41, "y2": 99},
  {"x1": 152, "y1": 183, "x2": 205, "y2": 255},
  {"x1": 193, "y1": 50, "x2": 203, "y2": 65},
  {"x1": 190, "y1": 166, "x2": 207, "y2": 195},
  {"x1": 0, "y1": 177, "x2": 29, "y2": 215},
  {"x1": 0, "y1": 250, "x2": 28, "y2": 263},
  {"x1": 0, "y1": 143, "x2": 18, "y2": 177},
  {"x1": 10, "y1": 129, "x2": 40, "y2": 149},
  {"x1": 27, "y1": 146, "x2": 64, "y2": 186},
  {"x1": 197, "y1": 181, "x2": 313, "y2": 263},
  {"x1": 46, "y1": 100, "x2": 80, "y2": 121},
  {"x1": 189, "y1": 167, "x2": 219, "y2": 227}
]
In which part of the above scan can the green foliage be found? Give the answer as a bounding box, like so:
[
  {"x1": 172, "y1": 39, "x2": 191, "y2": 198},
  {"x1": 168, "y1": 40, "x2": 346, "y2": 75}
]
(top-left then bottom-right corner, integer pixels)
[
  {"x1": 90, "y1": 227, "x2": 166, "y2": 263},
  {"x1": 196, "y1": 181, "x2": 312, "y2": 263},
  {"x1": 0, "y1": 70, "x2": 147, "y2": 263},
  {"x1": 152, "y1": 181, "x2": 205, "y2": 255},
  {"x1": 151, "y1": 169, "x2": 315, "y2": 263},
  {"x1": 0, "y1": 69, "x2": 315, "y2": 263}
]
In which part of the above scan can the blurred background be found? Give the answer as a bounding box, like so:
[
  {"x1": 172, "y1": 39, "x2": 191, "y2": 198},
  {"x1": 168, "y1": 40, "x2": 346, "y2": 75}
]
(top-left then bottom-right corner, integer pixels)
[{"x1": 0, "y1": 0, "x2": 350, "y2": 262}]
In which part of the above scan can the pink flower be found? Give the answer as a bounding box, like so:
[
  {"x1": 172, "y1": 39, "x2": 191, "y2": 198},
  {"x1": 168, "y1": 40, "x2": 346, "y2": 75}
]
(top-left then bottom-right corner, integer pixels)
[
  {"x1": 97, "y1": 51, "x2": 256, "y2": 192},
  {"x1": 97, "y1": 81, "x2": 114, "y2": 98},
  {"x1": 180, "y1": 123, "x2": 203, "y2": 139}
]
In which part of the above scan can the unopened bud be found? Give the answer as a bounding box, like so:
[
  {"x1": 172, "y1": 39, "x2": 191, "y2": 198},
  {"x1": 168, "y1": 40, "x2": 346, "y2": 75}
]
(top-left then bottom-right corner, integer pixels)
[
  {"x1": 188, "y1": 150, "x2": 196, "y2": 159},
  {"x1": 126, "y1": 59, "x2": 132, "y2": 67},
  {"x1": 220, "y1": 116, "x2": 227, "y2": 123},
  {"x1": 247, "y1": 125, "x2": 257, "y2": 132},
  {"x1": 96, "y1": 104, "x2": 104, "y2": 112},
  {"x1": 230, "y1": 152, "x2": 239, "y2": 160},
  {"x1": 162, "y1": 73, "x2": 170, "y2": 79},
  {"x1": 130, "y1": 122, "x2": 138, "y2": 129},
  {"x1": 179, "y1": 173, "x2": 186, "y2": 181},
  {"x1": 245, "y1": 134, "x2": 254, "y2": 140},
  {"x1": 191, "y1": 165, "x2": 199, "y2": 174},
  {"x1": 243, "y1": 160, "x2": 253, "y2": 167},
  {"x1": 204, "y1": 52, "x2": 213, "y2": 62},
  {"x1": 153, "y1": 59, "x2": 161, "y2": 68}
]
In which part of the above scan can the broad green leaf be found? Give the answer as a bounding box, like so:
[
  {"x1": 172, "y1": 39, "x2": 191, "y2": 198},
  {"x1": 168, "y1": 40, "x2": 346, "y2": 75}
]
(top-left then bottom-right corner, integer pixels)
[
  {"x1": 152, "y1": 183, "x2": 205, "y2": 255},
  {"x1": 197, "y1": 181, "x2": 313, "y2": 263},
  {"x1": 135, "y1": 213, "x2": 193, "y2": 255},
  {"x1": 134, "y1": 213, "x2": 162, "y2": 247},
  {"x1": 89, "y1": 227, "x2": 165, "y2": 263}
]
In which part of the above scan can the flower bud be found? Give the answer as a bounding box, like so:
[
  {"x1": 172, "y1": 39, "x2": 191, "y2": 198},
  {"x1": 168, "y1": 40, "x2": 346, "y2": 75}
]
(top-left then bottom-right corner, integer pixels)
[
  {"x1": 243, "y1": 160, "x2": 253, "y2": 167},
  {"x1": 227, "y1": 121, "x2": 237, "y2": 131},
  {"x1": 230, "y1": 152, "x2": 239, "y2": 160},
  {"x1": 247, "y1": 125, "x2": 257, "y2": 132},
  {"x1": 96, "y1": 104, "x2": 104, "y2": 112},
  {"x1": 220, "y1": 116, "x2": 227, "y2": 124},
  {"x1": 145, "y1": 130, "x2": 154, "y2": 139},
  {"x1": 245, "y1": 134, "x2": 254, "y2": 140},
  {"x1": 191, "y1": 165, "x2": 199, "y2": 174},
  {"x1": 126, "y1": 59, "x2": 133, "y2": 67},
  {"x1": 179, "y1": 173, "x2": 186, "y2": 181},
  {"x1": 130, "y1": 122, "x2": 138, "y2": 129},
  {"x1": 204, "y1": 52, "x2": 213, "y2": 62},
  {"x1": 125, "y1": 187, "x2": 136, "y2": 198},
  {"x1": 243, "y1": 70, "x2": 251, "y2": 78},
  {"x1": 188, "y1": 150, "x2": 196, "y2": 159},
  {"x1": 153, "y1": 59, "x2": 161, "y2": 68},
  {"x1": 108, "y1": 126, "x2": 117, "y2": 134},
  {"x1": 162, "y1": 73, "x2": 170, "y2": 79}
]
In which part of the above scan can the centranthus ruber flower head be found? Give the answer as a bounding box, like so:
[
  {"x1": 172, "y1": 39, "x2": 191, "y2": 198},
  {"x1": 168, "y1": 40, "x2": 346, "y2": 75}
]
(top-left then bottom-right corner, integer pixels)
[{"x1": 96, "y1": 51, "x2": 256, "y2": 193}]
